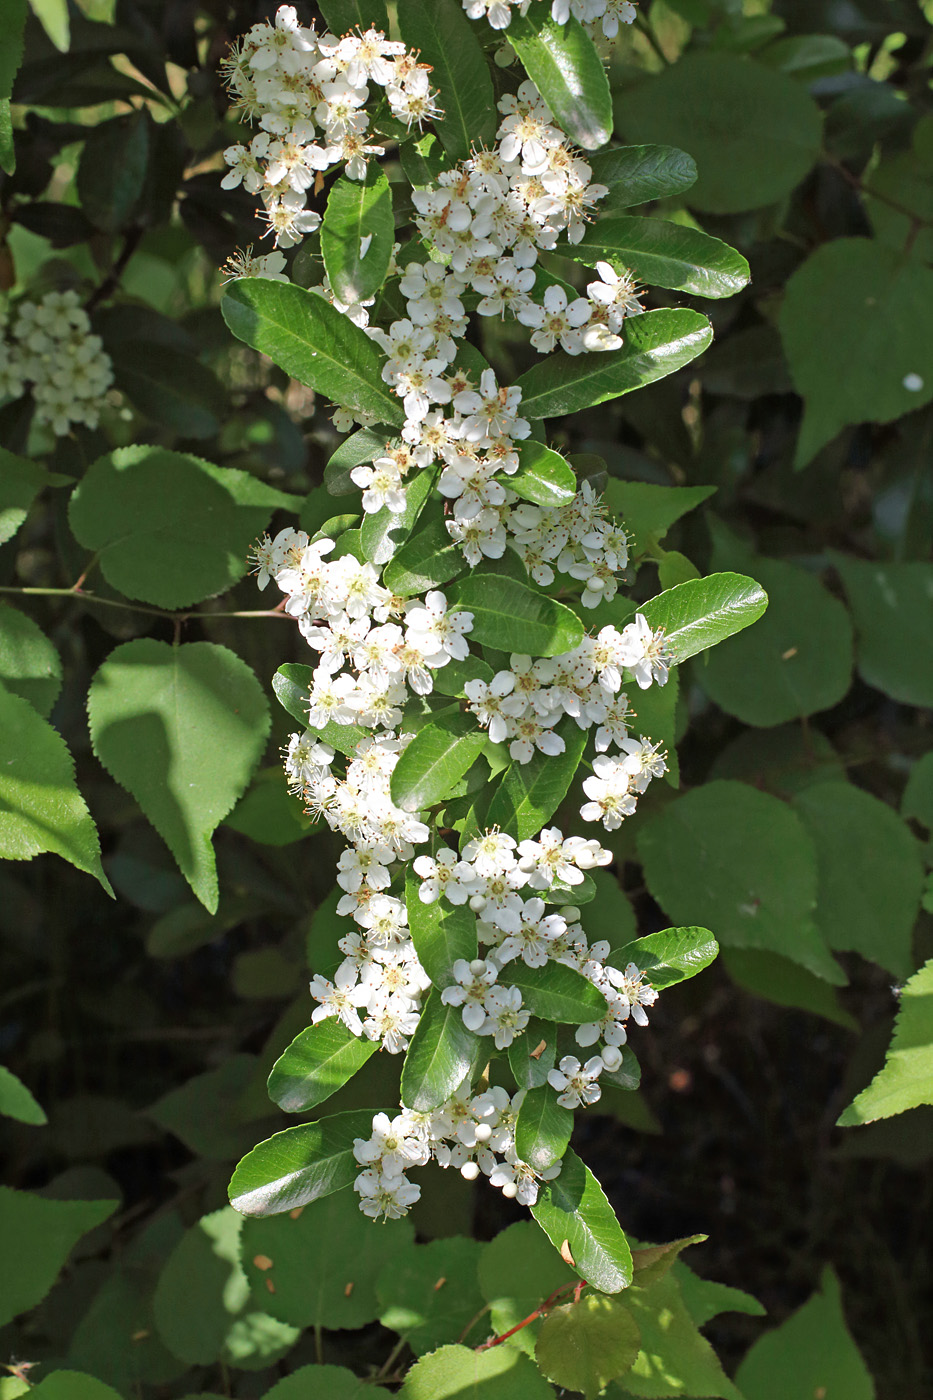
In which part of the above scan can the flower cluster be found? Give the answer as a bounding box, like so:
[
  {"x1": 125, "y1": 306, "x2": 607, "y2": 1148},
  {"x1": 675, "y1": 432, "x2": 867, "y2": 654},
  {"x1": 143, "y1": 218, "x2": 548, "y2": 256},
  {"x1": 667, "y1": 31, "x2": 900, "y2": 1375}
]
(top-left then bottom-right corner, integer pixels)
[
  {"x1": 0, "y1": 291, "x2": 114, "y2": 436},
  {"x1": 352, "y1": 1081, "x2": 562, "y2": 1220},
  {"x1": 464, "y1": 0, "x2": 637, "y2": 41},
  {"x1": 220, "y1": 6, "x2": 437, "y2": 247}
]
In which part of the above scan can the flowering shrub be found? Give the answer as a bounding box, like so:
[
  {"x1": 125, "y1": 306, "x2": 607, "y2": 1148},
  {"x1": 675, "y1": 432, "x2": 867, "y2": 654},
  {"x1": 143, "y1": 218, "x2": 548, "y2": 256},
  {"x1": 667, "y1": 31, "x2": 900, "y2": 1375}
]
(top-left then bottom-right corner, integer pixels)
[{"x1": 1, "y1": 1, "x2": 931, "y2": 1397}]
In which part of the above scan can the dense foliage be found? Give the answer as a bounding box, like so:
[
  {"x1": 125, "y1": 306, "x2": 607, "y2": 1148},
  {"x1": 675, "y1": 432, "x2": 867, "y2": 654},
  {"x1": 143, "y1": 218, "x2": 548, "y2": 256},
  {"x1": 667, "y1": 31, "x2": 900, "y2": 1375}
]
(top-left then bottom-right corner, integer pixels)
[{"x1": 1, "y1": 1, "x2": 931, "y2": 1398}]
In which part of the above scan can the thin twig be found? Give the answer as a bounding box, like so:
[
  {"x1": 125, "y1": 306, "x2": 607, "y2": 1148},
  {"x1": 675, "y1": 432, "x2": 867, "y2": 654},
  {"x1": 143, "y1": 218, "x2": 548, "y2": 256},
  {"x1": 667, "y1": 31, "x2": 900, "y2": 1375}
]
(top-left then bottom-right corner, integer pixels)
[{"x1": 0, "y1": 584, "x2": 292, "y2": 622}]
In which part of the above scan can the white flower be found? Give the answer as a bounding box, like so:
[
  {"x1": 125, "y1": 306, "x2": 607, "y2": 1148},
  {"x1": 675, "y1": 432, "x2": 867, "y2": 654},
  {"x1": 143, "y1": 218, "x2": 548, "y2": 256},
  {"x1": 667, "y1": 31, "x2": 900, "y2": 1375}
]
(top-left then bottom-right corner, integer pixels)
[
  {"x1": 441, "y1": 958, "x2": 499, "y2": 1031},
  {"x1": 547, "y1": 1054, "x2": 605, "y2": 1109},
  {"x1": 481, "y1": 984, "x2": 530, "y2": 1048}
]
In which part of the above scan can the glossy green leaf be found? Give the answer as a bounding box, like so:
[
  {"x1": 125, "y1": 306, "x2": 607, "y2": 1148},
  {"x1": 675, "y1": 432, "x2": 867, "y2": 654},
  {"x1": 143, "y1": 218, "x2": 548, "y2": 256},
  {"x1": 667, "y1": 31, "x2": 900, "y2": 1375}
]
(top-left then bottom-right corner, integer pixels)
[
  {"x1": 0, "y1": 1187, "x2": 117, "y2": 1327},
  {"x1": 383, "y1": 517, "x2": 466, "y2": 596},
  {"x1": 508, "y1": 11, "x2": 612, "y2": 151},
  {"x1": 504, "y1": 961, "x2": 608, "y2": 1024},
  {"x1": 537, "y1": 1292, "x2": 642, "y2": 1399},
  {"x1": 509, "y1": 441, "x2": 577, "y2": 507},
  {"x1": 589, "y1": 144, "x2": 698, "y2": 212},
  {"x1": 0, "y1": 684, "x2": 111, "y2": 894},
  {"x1": 516, "y1": 308, "x2": 712, "y2": 420},
  {"x1": 405, "y1": 869, "x2": 478, "y2": 989},
  {"x1": 794, "y1": 782, "x2": 923, "y2": 979},
  {"x1": 515, "y1": 1083, "x2": 573, "y2": 1174},
  {"x1": 324, "y1": 426, "x2": 392, "y2": 496},
  {"x1": 431, "y1": 653, "x2": 494, "y2": 698},
  {"x1": 780, "y1": 240, "x2": 933, "y2": 467},
  {"x1": 360, "y1": 466, "x2": 434, "y2": 567},
  {"x1": 637, "y1": 781, "x2": 843, "y2": 984},
  {"x1": 610, "y1": 927, "x2": 718, "y2": 991},
  {"x1": 399, "y1": 132, "x2": 453, "y2": 189},
  {"x1": 397, "y1": 0, "x2": 496, "y2": 160},
  {"x1": 153, "y1": 1207, "x2": 298, "y2": 1368},
  {"x1": 322, "y1": 167, "x2": 394, "y2": 304},
  {"x1": 638, "y1": 571, "x2": 769, "y2": 665},
  {"x1": 446, "y1": 575, "x2": 583, "y2": 657},
  {"x1": 88, "y1": 641, "x2": 270, "y2": 913},
  {"x1": 619, "y1": 53, "x2": 822, "y2": 213},
  {"x1": 241, "y1": 1187, "x2": 413, "y2": 1330},
  {"x1": 486, "y1": 715, "x2": 588, "y2": 840},
  {"x1": 228, "y1": 1110, "x2": 376, "y2": 1215},
  {"x1": 399, "y1": 1344, "x2": 553, "y2": 1400},
  {"x1": 0, "y1": 447, "x2": 47, "y2": 543},
  {"x1": 377, "y1": 1236, "x2": 487, "y2": 1354},
  {"x1": 69, "y1": 448, "x2": 295, "y2": 609},
  {"x1": 573, "y1": 216, "x2": 749, "y2": 299},
  {"x1": 0, "y1": 602, "x2": 62, "y2": 717},
  {"x1": 222, "y1": 279, "x2": 403, "y2": 426},
  {"x1": 400, "y1": 990, "x2": 484, "y2": 1112},
  {"x1": 838, "y1": 958, "x2": 933, "y2": 1126},
  {"x1": 267, "y1": 1021, "x2": 378, "y2": 1115},
  {"x1": 735, "y1": 1267, "x2": 875, "y2": 1400},
  {"x1": 831, "y1": 553, "x2": 933, "y2": 707},
  {"x1": 391, "y1": 711, "x2": 488, "y2": 813},
  {"x1": 509, "y1": 1017, "x2": 557, "y2": 1090},
  {"x1": 0, "y1": 1065, "x2": 46, "y2": 1125},
  {"x1": 531, "y1": 1150, "x2": 633, "y2": 1292}
]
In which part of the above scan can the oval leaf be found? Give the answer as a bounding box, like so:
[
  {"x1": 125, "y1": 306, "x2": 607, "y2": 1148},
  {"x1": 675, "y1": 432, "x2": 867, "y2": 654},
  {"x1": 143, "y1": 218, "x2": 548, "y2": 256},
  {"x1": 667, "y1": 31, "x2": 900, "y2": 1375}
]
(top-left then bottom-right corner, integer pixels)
[
  {"x1": 391, "y1": 710, "x2": 487, "y2": 812},
  {"x1": 610, "y1": 927, "x2": 719, "y2": 990},
  {"x1": 573, "y1": 215, "x2": 750, "y2": 299},
  {"x1": 446, "y1": 575, "x2": 583, "y2": 657},
  {"x1": 589, "y1": 144, "x2": 698, "y2": 211},
  {"x1": 222, "y1": 279, "x2": 404, "y2": 426},
  {"x1": 321, "y1": 166, "x2": 394, "y2": 304},
  {"x1": 268, "y1": 1021, "x2": 378, "y2": 1114},
  {"x1": 397, "y1": 0, "x2": 496, "y2": 161},
  {"x1": 516, "y1": 308, "x2": 712, "y2": 420},
  {"x1": 503, "y1": 962, "x2": 608, "y2": 1024},
  {"x1": 509, "y1": 441, "x2": 577, "y2": 507},
  {"x1": 405, "y1": 868, "x2": 478, "y2": 989},
  {"x1": 486, "y1": 716, "x2": 587, "y2": 841},
  {"x1": 639, "y1": 572, "x2": 769, "y2": 664},
  {"x1": 228, "y1": 1111, "x2": 377, "y2": 1216},
  {"x1": 531, "y1": 1150, "x2": 633, "y2": 1293},
  {"x1": 515, "y1": 1083, "x2": 573, "y2": 1174},
  {"x1": 361, "y1": 467, "x2": 435, "y2": 567},
  {"x1": 508, "y1": 12, "x2": 612, "y2": 151},
  {"x1": 400, "y1": 990, "x2": 484, "y2": 1112},
  {"x1": 383, "y1": 517, "x2": 467, "y2": 597}
]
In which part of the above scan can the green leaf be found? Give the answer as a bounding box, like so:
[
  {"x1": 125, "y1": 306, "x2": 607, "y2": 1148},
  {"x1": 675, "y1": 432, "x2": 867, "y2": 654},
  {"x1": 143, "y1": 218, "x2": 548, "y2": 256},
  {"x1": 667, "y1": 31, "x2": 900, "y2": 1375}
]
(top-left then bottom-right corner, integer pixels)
[
  {"x1": 405, "y1": 868, "x2": 478, "y2": 988},
  {"x1": 28, "y1": 0, "x2": 70, "y2": 50},
  {"x1": 446, "y1": 575, "x2": 583, "y2": 657},
  {"x1": 222, "y1": 279, "x2": 404, "y2": 426},
  {"x1": 0, "y1": 0, "x2": 26, "y2": 174},
  {"x1": 322, "y1": 167, "x2": 394, "y2": 304},
  {"x1": 400, "y1": 989, "x2": 484, "y2": 1112},
  {"x1": 637, "y1": 781, "x2": 844, "y2": 984},
  {"x1": 638, "y1": 571, "x2": 768, "y2": 665},
  {"x1": 631, "y1": 1235, "x2": 707, "y2": 1289},
  {"x1": 0, "y1": 446, "x2": 47, "y2": 542},
  {"x1": 531, "y1": 1150, "x2": 633, "y2": 1292},
  {"x1": 509, "y1": 441, "x2": 577, "y2": 507},
  {"x1": 604, "y1": 480, "x2": 715, "y2": 556},
  {"x1": 225, "y1": 767, "x2": 313, "y2": 847},
  {"x1": 508, "y1": 11, "x2": 612, "y2": 151},
  {"x1": 0, "y1": 1187, "x2": 117, "y2": 1327},
  {"x1": 0, "y1": 1064, "x2": 46, "y2": 1125},
  {"x1": 361, "y1": 467, "x2": 434, "y2": 567},
  {"x1": 324, "y1": 426, "x2": 392, "y2": 496},
  {"x1": 735, "y1": 1267, "x2": 875, "y2": 1400},
  {"x1": 391, "y1": 710, "x2": 487, "y2": 812},
  {"x1": 536, "y1": 1292, "x2": 642, "y2": 1399},
  {"x1": 30, "y1": 1375, "x2": 123, "y2": 1400},
  {"x1": 477, "y1": 1219, "x2": 576, "y2": 1356},
  {"x1": 148, "y1": 1054, "x2": 262, "y2": 1160},
  {"x1": 515, "y1": 1083, "x2": 573, "y2": 1174},
  {"x1": 0, "y1": 684, "x2": 111, "y2": 894},
  {"x1": 573, "y1": 216, "x2": 749, "y2": 299},
  {"x1": 77, "y1": 111, "x2": 149, "y2": 231},
  {"x1": 318, "y1": 0, "x2": 390, "y2": 34},
  {"x1": 264, "y1": 1366, "x2": 391, "y2": 1400},
  {"x1": 267, "y1": 1021, "x2": 378, "y2": 1115},
  {"x1": 69, "y1": 447, "x2": 295, "y2": 610},
  {"x1": 831, "y1": 553, "x2": 933, "y2": 707},
  {"x1": 153, "y1": 1207, "x2": 298, "y2": 1368},
  {"x1": 793, "y1": 782, "x2": 923, "y2": 980},
  {"x1": 610, "y1": 1271, "x2": 744, "y2": 1399},
  {"x1": 674, "y1": 1260, "x2": 765, "y2": 1327},
  {"x1": 397, "y1": 0, "x2": 496, "y2": 161},
  {"x1": 516, "y1": 309, "x2": 712, "y2": 420},
  {"x1": 383, "y1": 516, "x2": 467, "y2": 596},
  {"x1": 504, "y1": 961, "x2": 608, "y2": 1024},
  {"x1": 377, "y1": 1236, "x2": 487, "y2": 1354},
  {"x1": 400, "y1": 132, "x2": 453, "y2": 189},
  {"x1": 589, "y1": 145, "x2": 698, "y2": 212},
  {"x1": 399, "y1": 1344, "x2": 554, "y2": 1400},
  {"x1": 838, "y1": 958, "x2": 933, "y2": 1126},
  {"x1": 619, "y1": 53, "x2": 822, "y2": 214},
  {"x1": 228, "y1": 1110, "x2": 377, "y2": 1215},
  {"x1": 111, "y1": 341, "x2": 229, "y2": 439},
  {"x1": 272, "y1": 663, "x2": 369, "y2": 756},
  {"x1": 700, "y1": 545, "x2": 853, "y2": 725},
  {"x1": 241, "y1": 1187, "x2": 414, "y2": 1330},
  {"x1": 779, "y1": 239, "x2": 933, "y2": 467},
  {"x1": 759, "y1": 33, "x2": 853, "y2": 81},
  {"x1": 88, "y1": 641, "x2": 270, "y2": 913},
  {"x1": 903, "y1": 751, "x2": 933, "y2": 833},
  {"x1": 722, "y1": 949, "x2": 858, "y2": 1031},
  {"x1": 0, "y1": 602, "x2": 62, "y2": 717},
  {"x1": 509, "y1": 1017, "x2": 558, "y2": 1090},
  {"x1": 431, "y1": 653, "x2": 494, "y2": 698},
  {"x1": 585, "y1": 871, "x2": 637, "y2": 954},
  {"x1": 486, "y1": 715, "x2": 588, "y2": 841},
  {"x1": 610, "y1": 927, "x2": 718, "y2": 991}
]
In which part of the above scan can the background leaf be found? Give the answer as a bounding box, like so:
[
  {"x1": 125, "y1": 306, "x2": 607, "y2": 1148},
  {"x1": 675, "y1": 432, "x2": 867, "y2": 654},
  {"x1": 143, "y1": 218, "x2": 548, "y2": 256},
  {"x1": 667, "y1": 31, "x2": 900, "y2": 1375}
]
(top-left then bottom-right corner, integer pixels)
[
  {"x1": 838, "y1": 958, "x2": 933, "y2": 1126},
  {"x1": 0, "y1": 1188, "x2": 117, "y2": 1327},
  {"x1": 0, "y1": 601, "x2": 62, "y2": 716},
  {"x1": 831, "y1": 554, "x2": 933, "y2": 707}
]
